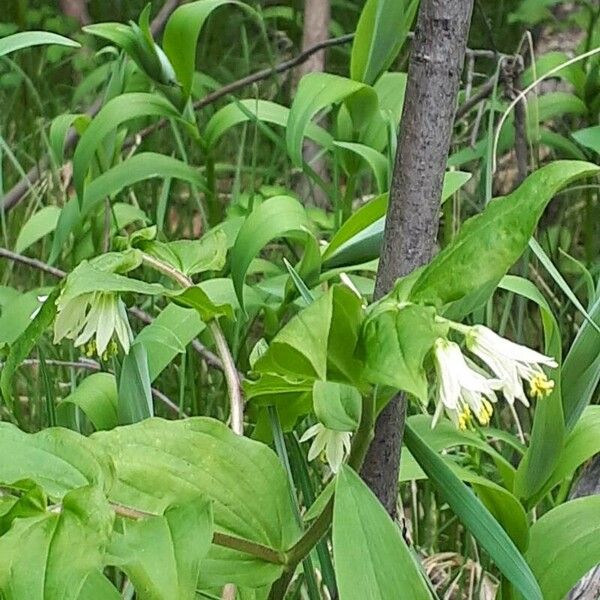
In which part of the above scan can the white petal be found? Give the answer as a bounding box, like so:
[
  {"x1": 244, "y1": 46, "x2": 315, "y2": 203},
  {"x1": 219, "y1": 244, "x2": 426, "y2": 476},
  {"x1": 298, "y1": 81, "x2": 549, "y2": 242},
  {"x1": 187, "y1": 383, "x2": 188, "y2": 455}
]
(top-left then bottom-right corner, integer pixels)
[
  {"x1": 300, "y1": 423, "x2": 322, "y2": 443},
  {"x1": 326, "y1": 435, "x2": 344, "y2": 473},
  {"x1": 307, "y1": 429, "x2": 329, "y2": 462},
  {"x1": 95, "y1": 295, "x2": 116, "y2": 356}
]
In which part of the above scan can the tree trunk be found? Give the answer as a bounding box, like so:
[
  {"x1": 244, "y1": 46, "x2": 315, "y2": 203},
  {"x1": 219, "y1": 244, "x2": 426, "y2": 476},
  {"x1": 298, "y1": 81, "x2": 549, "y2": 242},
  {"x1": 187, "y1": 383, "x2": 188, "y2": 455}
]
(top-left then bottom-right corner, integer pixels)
[
  {"x1": 293, "y1": 0, "x2": 331, "y2": 208},
  {"x1": 360, "y1": 0, "x2": 475, "y2": 517},
  {"x1": 567, "y1": 454, "x2": 600, "y2": 599},
  {"x1": 59, "y1": 0, "x2": 91, "y2": 26}
]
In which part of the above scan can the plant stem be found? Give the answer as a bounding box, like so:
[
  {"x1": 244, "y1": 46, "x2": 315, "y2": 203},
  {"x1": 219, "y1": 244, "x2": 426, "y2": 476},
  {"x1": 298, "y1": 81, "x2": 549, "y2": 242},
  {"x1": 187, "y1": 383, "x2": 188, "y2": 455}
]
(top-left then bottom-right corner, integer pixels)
[{"x1": 140, "y1": 253, "x2": 244, "y2": 434}]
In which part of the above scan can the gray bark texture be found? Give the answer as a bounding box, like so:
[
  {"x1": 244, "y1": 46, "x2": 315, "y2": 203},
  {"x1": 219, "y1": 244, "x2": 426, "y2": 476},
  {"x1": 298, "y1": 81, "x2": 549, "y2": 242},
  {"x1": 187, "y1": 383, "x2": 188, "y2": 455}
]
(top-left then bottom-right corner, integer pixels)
[
  {"x1": 360, "y1": 0, "x2": 475, "y2": 516},
  {"x1": 294, "y1": 0, "x2": 331, "y2": 208},
  {"x1": 567, "y1": 454, "x2": 600, "y2": 600}
]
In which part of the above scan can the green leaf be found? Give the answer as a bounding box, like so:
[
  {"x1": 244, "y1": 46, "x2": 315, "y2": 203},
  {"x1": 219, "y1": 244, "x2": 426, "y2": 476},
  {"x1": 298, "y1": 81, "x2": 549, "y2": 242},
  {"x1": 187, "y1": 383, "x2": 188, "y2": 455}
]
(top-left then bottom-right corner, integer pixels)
[
  {"x1": 526, "y1": 496, "x2": 600, "y2": 600},
  {"x1": 77, "y1": 572, "x2": 121, "y2": 600},
  {"x1": 0, "y1": 31, "x2": 79, "y2": 58},
  {"x1": 572, "y1": 125, "x2": 600, "y2": 154},
  {"x1": 0, "y1": 288, "x2": 58, "y2": 409},
  {"x1": 118, "y1": 343, "x2": 153, "y2": 425},
  {"x1": 498, "y1": 276, "x2": 564, "y2": 501},
  {"x1": 108, "y1": 497, "x2": 213, "y2": 600},
  {"x1": 333, "y1": 465, "x2": 432, "y2": 600},
  {"x1": 0, "y1": 423, "x2": 111, "y2": 498},
  {"x1": 350, "y1": 0, "x2": 418, "y2": 85},
  {"x1": 0, "y1": 479, "x2": 47, "y2": 535},
  {"x1": 49, "y1": 113, "x2": 90, "y2": 163},
  {"x1": 333, "y1": 141, "x2": 388, "y2": 192},
  {"x1": 230, "y1": 195, "x2": 320, "y2": 311},
  {"x1": 204, "y1": 99, "x2": 331, "y2": 150},
  {"x1": 404, "y1": 423, "x2": 543, "y2": 600},
  {"x1": 72, "y1": 93, "x2": 185, "y2": 204},
  {"x1": 562, "y1": 292, "x2": 600, "y2": 429},
  {"x1": 92, "y1": 417, "x2": 299, "y2": 588},
  {"x1": 51, "y1": 152, "x2": 205, "y2": 263},
  {"x1": 0, "y1": 485, "x2": 113, "y2": 600},
  {"x1": 173, "y1": 286, "x2": 234, "y2": 322},
  {"x1": 322, "y1": 171, "x2": 471, "y2": 269},
  {"x1": 57, "y1": 372, "x2": 118, "y2": 431},
  {"x1": 313, "y1": 381, "x2": 362, "y2": 432},
  {"x1": 15, "y1": 206, "x2": 61, "y2": 254},
  {"x1": 163, "y1": 0, "x2": 247, "y2": 97},
  {"x1": 140, "y1": 229, "x2": 226, "y2": 276},
  {"x1": 409, "y1": 161, "x2": 600, "y2": 307},
  {"x1": 135, "y1": 303, "x2": 205, "y2": 382},
  {"x1": 540, "y1": 406, "x2": 600, "y2": 496},
  {"x1": 361, "y1": 303, "x2": 448, "y2": 403},
  {"x1": 286, "y1": 73, "x2": 377, "y2": 167}
]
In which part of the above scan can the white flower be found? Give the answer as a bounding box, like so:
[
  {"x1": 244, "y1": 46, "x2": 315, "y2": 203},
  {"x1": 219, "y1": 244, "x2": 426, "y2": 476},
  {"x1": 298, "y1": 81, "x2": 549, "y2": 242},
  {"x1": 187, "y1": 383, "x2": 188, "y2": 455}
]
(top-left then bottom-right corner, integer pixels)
[
  {"x1": 54, "y1": 291, "x2": 132, "y2": 358},
  {"x1": 300, "y1": 422, "x2": 352, "y2": 473},
  {"x1": 433, "y1": 338, "x2": 500, "y2": 430},
  {"x1": 464, "y1": 325, "x2": 557, "y2": 405}
]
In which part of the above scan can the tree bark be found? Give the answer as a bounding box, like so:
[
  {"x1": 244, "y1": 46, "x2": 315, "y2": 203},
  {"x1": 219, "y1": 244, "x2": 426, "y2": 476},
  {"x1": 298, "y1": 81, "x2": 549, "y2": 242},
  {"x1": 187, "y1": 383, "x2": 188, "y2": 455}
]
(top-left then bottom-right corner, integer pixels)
[
  {"x1": 293, "y1": 0, "x2": 331, "y2": 208},
  {"x1": 360, "y1": 0, "x2": 475, "y2": 516},
  {"x1": 567, "y1": 454, "x2": 600, "y2": 599},
  {"x1": 59, "y1": 0, "x2": 91, "y2": 26}
]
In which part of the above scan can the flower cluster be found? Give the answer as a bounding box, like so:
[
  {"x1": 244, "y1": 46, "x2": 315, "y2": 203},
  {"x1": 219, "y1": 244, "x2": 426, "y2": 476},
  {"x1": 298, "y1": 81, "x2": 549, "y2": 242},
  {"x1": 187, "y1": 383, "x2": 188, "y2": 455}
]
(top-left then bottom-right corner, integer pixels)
[
  {"x1": 53, "y1": 291, "x2": 132, "y2": 359},
  {"x1": 433, "y1": 323, "x2": 557, "y2": 430}
]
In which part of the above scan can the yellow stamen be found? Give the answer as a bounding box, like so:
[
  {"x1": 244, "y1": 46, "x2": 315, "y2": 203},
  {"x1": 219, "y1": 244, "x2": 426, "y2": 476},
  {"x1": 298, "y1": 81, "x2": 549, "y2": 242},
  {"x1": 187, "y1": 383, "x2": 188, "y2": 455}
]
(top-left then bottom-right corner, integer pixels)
[
  {"x1": 530, "y1": 373, "x2": 554, "y2": 400},
  {"x1": 478, "y1": 398, "x2": 493, "y2": 426},
  {"x1": 458, "y1": 406, "x2": 472, "y2": 430}
]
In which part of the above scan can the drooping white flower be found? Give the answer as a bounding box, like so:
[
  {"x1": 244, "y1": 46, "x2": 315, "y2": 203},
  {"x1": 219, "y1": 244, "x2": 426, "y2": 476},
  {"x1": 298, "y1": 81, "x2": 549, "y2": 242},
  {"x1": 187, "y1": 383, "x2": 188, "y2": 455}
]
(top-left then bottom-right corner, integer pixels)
[
  {"x1": 464, "y1": 325, "x2": 557, "y2": 405},
  {"x1": 54, "y1": 291, "x2": 132, "y2": 358},
  {"x1": 300, "y1": 422, "x2": 352, "y2": 473},
  {"x1": 433, "y1": 338, "x2": 500, "y2": 430}
]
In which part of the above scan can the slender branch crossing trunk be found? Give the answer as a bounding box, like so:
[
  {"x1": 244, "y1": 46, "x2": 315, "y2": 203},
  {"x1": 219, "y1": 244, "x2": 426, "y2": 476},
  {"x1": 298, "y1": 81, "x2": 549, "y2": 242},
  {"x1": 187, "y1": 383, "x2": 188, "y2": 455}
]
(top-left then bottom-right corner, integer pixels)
[{"x1": 360, "y1": 0, "x2": 475, "y2": 516}]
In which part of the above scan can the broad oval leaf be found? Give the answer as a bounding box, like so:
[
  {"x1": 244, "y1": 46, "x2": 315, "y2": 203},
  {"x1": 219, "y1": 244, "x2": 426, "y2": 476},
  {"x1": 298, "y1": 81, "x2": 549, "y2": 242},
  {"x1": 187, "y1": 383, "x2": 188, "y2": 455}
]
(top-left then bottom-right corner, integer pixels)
[
  {"x1": 91, "y1": 417, "x2": 300, "y2": 588},
  {"x1": 15, "y1": 206, "x2": 61, "y2": 254}
]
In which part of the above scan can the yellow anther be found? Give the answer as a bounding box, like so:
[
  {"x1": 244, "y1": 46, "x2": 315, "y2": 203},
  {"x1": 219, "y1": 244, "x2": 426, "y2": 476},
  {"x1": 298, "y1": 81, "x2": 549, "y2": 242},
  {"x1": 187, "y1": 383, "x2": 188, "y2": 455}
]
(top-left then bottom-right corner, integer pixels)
[
  {"x1": 530, "y1": 373, "x2": 554, "y2": 400},
  {"x1": 478, "y1": 398, "x2": 494, "y2": 425}
]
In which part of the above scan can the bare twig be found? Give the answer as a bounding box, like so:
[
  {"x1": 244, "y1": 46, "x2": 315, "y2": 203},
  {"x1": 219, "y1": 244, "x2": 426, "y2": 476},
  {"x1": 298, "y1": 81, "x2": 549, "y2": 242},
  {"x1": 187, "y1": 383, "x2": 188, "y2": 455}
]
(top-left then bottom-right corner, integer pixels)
[
  {"x1": 0, "y1": 247, "x2": 66, "y2": 278},
  {"x1": 140, "y1": 253, "x2": 244, "y2": 434}
]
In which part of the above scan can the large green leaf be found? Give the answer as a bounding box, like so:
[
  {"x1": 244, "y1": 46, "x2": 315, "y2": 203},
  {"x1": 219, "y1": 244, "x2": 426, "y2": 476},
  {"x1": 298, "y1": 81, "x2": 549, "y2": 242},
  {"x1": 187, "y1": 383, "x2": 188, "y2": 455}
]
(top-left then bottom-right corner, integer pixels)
[
  {"x1": 91, "y1": 417, "x2": 299, "y2": 588},
  {"x1": 361, "y1": 303, "x2": 448, "y2": 402},
  {"x1": 526, "y1": 496, "x2": 600, "y2": 600},
  {"x1": 0, "y1": 31, "x2": 79, "y2": 57},
  {"x1": 51, "y1": 152, "x2": 205, "y2": 263},
  {"x1": 333, "y1": 466, "x2": 431, "y2": 600},
  {"x1": 286, "y1": 73, "x2": 377, "y2": 166},
  {"x1": 350, "y1": 0, "x2": 418, "y2": 85},
  {"x1": 408, "y1": 161, "x2": 600, "y2": 307},
  {"x1": 404, "y1": 423, "x2": 543, "y2": 600},
  {"x1": 163, "y1": 0, "x2": 247, "y2": 97},
  {"x1": 72, "y1": 93, "x2": 185, "y2": 204},
  {"x1": 230, "y1": 195, "x2": 320, "y2": 311},
  {"x1": 0, "y1": 423, "x2": 111, "y2": 498},
  {"x1": 333, "y1": 141, "x2": 388, "y2": 192},
  {"x1": 0, "y1": 486, "x2": 113, "y2": 600},
  {"x1": 108, "y1": 497, "x2": 213, "y2": 600},
  {"x1": 204, "y1": 99, "x2": 331, "y2": 150}
]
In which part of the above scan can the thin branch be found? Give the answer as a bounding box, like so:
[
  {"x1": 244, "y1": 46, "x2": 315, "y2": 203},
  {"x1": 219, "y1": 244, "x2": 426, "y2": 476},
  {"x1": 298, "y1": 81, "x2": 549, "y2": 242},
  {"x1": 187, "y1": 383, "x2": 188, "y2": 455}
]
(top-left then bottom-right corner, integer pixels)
[
  {"x1": 0, "y1": 247, "x2": 228, "y2": 375},
  {"x1": 140, "y1": 252, "x2": 244, "y2": 434}
]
